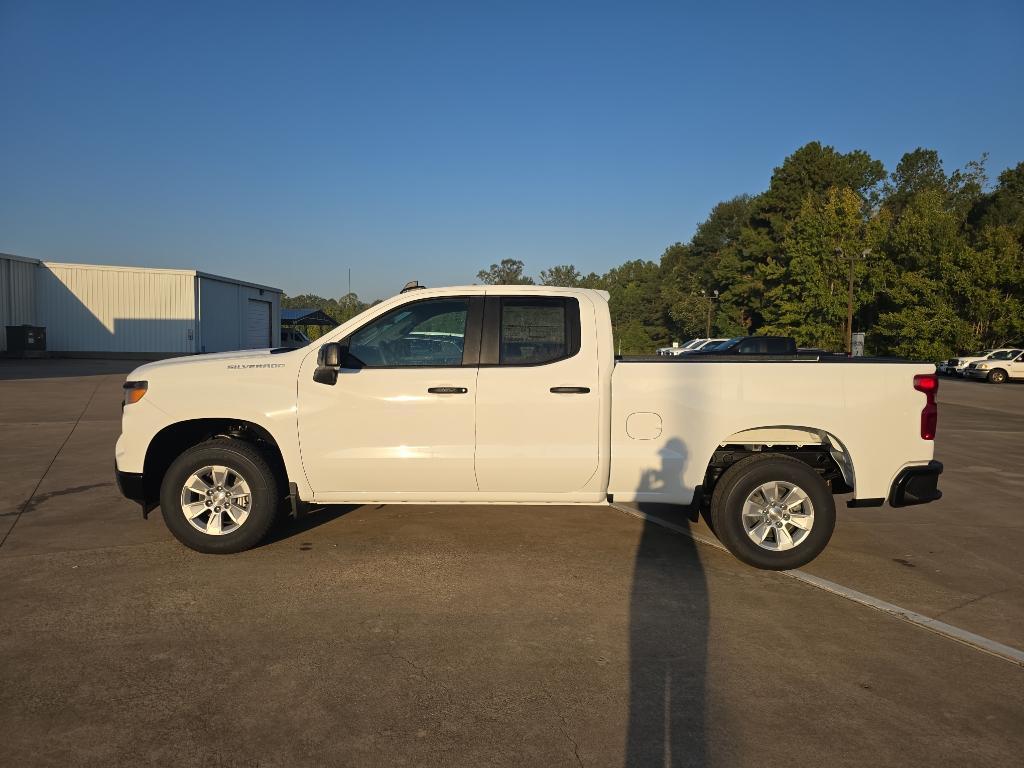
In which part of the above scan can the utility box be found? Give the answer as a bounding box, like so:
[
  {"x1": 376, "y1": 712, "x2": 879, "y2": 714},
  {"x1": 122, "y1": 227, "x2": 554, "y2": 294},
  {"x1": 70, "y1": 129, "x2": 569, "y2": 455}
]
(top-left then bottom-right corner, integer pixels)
[
  {"x1": 852, "y1": 332, "x2": 866, "y2": 357},
  {"x1": 5, "y1": 325, "x2": 47, "y2": 353}
]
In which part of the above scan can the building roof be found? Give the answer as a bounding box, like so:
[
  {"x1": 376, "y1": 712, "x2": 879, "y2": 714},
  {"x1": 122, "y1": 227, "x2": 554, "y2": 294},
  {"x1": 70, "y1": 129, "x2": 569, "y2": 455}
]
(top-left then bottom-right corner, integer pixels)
[
  {"x1": 281, "y1": 308, "x2": 339, "y2": 326},
  {"x1": 0, "y1": 252, "x2": 42, "y2": 264},
  {"x1": 29, "y1": 260, "x2": 282, "y2": 294}
]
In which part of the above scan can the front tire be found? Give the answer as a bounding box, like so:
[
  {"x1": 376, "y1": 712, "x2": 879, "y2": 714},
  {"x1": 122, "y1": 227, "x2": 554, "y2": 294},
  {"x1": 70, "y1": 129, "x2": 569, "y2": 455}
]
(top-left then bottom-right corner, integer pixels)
[
  {"x1": 160, "y1": 438, "x2": 279, "y2": 554},
  {"x1": 987, "y1": 369, "x2": 1007, "y2": 384},
  {"x1": 710, "y1": 454, "x2": 836, "y2": 570}
]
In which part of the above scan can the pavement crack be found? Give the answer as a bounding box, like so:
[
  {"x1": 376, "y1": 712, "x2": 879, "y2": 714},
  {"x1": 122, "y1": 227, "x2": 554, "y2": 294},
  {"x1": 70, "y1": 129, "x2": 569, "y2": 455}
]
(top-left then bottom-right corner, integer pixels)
[
  {"x1": 932, "y1": 587, "x2": 1015, "y2": 620},
  {"x1": 0, "y1": 375, "x2": 104, "y2": 550},
  {"x1": 540, "y1": 684, "x2": 583, "y2": 768},
  {"x1": 375, "y1": 650, "x2": 454, "y2": 708}
]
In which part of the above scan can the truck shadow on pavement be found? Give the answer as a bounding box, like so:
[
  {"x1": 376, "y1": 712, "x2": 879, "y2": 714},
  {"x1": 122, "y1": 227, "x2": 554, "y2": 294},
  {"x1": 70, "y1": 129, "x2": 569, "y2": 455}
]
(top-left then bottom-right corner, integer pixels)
[
  {"x1": 260, "y1": 503, "x2": 364, "y2": 547},
  {"x1": 627, "y1": 437, "x2": 708, "y2": 767}
]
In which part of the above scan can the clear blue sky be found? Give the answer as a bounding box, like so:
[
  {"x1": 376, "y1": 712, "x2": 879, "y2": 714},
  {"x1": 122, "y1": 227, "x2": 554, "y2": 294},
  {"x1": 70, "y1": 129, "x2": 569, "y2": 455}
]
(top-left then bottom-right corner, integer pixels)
[{"x1": 2, "y1": 1, "x2": 1022, "y2": 300}]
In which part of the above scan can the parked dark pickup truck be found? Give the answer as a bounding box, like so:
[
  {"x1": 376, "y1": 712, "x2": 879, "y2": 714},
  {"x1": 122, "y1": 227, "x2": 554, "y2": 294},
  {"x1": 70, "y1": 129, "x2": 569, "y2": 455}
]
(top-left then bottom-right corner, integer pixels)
[{"x1": 691, "y1": 336, "x2": 797, "y2": 355}]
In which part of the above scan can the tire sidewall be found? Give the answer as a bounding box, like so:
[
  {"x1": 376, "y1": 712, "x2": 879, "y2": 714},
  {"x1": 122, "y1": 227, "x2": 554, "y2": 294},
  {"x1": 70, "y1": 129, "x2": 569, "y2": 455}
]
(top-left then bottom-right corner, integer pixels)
[
  {"x1": 160, "y1": 440, "x2": 277, "y2": 554},
  {"x1": 713, "y1": 457, "x2": 836, "y2": 570}
]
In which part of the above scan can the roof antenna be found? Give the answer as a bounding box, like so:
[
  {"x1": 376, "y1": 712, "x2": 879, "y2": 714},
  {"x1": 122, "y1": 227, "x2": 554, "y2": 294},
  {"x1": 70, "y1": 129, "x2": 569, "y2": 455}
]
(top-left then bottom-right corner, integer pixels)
[{"x1": 401, "y1": 280, "x2": 426, "y2": 293}]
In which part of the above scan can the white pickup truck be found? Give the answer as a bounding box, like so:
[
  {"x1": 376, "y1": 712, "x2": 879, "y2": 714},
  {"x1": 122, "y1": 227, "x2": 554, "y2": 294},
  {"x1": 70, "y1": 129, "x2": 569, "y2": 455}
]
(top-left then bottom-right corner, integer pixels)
[{"x1": 115, "y1": 285, "x2": 942, "y2": 570}]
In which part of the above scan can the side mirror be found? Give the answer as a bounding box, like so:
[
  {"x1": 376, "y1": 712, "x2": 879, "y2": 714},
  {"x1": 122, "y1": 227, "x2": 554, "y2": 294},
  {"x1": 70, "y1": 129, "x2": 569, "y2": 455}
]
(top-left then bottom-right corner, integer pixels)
[
  {"x1": 318, "y1": 342, "x2": 343, "y2": 368},
  {"x1": 314, "y1": 342, "x2": 347, "y2": 386},
  {"x1": 313, "y1": 366, "x2": 337, "y2": 385}
]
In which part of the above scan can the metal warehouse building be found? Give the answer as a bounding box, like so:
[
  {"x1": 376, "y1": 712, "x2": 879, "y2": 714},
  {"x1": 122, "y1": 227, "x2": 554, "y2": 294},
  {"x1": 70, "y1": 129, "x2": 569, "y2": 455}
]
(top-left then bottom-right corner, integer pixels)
[{"x1": 1, "y1": 253, "x2": 281, "y2": 355}]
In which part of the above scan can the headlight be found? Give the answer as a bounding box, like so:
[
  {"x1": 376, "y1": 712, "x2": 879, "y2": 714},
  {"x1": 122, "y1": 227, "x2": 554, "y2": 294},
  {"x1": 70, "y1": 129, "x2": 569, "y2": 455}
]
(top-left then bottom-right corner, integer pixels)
[
  {"x1": 122, "y1": 380, "x2": 148, "y2": 407},
  {"x1": 978, "y1": 364, "x2": 989, "y2": 370}
]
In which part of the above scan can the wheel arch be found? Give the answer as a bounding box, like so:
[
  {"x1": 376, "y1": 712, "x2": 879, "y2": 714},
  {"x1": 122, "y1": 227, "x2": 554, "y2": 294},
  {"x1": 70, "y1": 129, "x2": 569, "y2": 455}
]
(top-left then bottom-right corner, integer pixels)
[
  {"x1": 701, "y1": 425, "x2": 855, "y2": 499},
  {"x1": 142, "y1": 418, "x2": 288, "y2": 511}
]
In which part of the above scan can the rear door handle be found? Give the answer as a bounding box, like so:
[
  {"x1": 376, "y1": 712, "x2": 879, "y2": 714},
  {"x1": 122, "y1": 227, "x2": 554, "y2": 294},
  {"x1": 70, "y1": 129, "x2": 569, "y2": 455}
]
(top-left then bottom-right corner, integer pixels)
[
  {"x1": 427, "y1": 386, "x2": 468, "y2": 394},
  {"x1": 550, "y1": 386, "x2": 591, "y2": 394}
]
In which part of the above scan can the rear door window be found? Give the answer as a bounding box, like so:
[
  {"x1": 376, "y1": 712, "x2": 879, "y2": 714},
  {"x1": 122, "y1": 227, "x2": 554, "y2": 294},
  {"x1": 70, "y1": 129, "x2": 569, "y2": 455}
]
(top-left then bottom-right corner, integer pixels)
[{"x1": 499, "y1": 297, "x2": 578, "y2": 365}]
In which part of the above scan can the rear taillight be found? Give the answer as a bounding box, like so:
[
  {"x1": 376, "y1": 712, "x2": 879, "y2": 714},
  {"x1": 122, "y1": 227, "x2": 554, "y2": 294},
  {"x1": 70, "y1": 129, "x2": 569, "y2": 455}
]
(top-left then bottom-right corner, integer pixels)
[{"x1": 914, "y1": 373, "x2": 938, "y2": 440}]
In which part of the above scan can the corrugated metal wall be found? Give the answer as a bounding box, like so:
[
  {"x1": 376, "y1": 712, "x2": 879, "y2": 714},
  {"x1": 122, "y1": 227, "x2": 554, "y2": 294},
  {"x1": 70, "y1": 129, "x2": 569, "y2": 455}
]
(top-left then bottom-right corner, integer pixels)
[
  {"x1": 37, "y1": 263, "x2": 197, "y2": 353},
  {"x1": 197, "y1": 275, "x2": 281, "y2": 352},
  {"x1": 197, "y1": 277, "x2": 241, "y2": 352},
  {"x1": 0, "y1": 254, "x2": 39, "y2": 352}
]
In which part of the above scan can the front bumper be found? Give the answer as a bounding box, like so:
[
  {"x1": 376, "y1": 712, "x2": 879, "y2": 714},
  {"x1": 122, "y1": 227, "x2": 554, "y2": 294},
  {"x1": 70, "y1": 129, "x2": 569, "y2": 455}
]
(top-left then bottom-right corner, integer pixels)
[
  {"x1": 115, "y1": 464, "x2": 157, "y2": 516},
  {"x1": 115, "y1": 464, "x2": 145, "y2": 503},
  {"x1": 964, "y1": 368, "x2": 988, "y2": 379},
  {"x1": 889, "y1": 461, "x2": 943, "y2": 507}
]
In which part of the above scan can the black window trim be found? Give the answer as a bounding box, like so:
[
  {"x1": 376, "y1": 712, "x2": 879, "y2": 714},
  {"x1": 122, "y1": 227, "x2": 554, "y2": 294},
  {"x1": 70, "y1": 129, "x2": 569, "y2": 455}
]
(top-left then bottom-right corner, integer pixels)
[
  {"x1": 338, "y1": 295, "x2": 483, "y2": 370},
  {"x1": 479, "y1": 295, "x2": 582, "y2": 368}
]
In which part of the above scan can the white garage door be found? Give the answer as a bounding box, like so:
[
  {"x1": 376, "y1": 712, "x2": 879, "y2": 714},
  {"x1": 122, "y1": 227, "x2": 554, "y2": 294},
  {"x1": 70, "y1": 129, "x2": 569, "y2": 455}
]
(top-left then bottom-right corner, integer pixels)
[{"x1": 246, "y1": 299, "x2": 271, "y2": 348}]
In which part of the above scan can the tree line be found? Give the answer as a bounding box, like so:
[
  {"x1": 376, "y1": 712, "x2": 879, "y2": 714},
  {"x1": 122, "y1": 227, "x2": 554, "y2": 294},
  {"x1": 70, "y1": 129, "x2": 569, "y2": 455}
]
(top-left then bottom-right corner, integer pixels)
[{"x1": 287, "y1": 142, "x2": 1024, "y2": 358}]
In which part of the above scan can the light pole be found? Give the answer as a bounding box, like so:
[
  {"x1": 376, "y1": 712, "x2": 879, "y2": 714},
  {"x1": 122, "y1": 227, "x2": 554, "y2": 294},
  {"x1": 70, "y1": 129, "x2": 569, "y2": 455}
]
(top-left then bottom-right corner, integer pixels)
[
  {"x1": 837, "y1": 248, "x2": 870, "y2": 355},
  {"x1": 701, "y1": 289, "x2": 719, "y2": 337}
]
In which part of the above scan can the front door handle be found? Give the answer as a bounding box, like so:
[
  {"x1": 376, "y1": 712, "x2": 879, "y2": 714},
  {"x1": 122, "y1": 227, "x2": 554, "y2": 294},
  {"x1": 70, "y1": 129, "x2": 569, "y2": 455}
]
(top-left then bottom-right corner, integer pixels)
[
  {"x1": 550, "y1": 386, "x2": 591, "y2": 394},
  {"x1": 427, "y1": 386, "x2": 468, "y2": 394}
]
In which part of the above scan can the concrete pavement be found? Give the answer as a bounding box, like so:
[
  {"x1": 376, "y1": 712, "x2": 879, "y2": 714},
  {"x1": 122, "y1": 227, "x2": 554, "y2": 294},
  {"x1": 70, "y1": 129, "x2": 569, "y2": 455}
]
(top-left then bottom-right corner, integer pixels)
[{"x1": 1, "y1": 359, "x2": 1021, "y2": 767}]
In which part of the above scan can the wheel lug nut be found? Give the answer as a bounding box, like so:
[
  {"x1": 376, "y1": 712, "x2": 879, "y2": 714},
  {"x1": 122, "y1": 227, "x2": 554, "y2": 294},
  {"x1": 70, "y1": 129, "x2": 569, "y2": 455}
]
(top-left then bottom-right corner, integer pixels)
[{"x1": 206, "y1": 500, "x2": 212, "y2": 506}]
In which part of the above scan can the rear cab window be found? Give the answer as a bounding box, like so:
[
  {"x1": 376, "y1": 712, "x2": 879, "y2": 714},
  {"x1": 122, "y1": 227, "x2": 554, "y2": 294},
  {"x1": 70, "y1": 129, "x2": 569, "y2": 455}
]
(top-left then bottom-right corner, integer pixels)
[{"x1": 482, "y1": 295, "x2": 582, "y2": 366}]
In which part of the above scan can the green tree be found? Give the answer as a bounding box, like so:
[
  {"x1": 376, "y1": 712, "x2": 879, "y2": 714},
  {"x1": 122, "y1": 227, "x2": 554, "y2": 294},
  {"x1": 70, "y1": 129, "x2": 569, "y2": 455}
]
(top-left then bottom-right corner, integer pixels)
[
  {"x1": 755, "y1": 142, "x2": 886, "y2": 232},
  {"x1": 281, "y1": 292, "x2": 372, "y2": 340},
  {"x1": 760, "y1": 187, "x2": 883, "y2": 349},
  {"x1": 476, "y1": 259, "x2": 534, "y2": 285},
  {"x1": 538, "y1": 264, "x2": 584, "y2": 286},
  {"x1": 885, "y1": 148, "x2": 949, "y2": 216},
  {"x1": 601, "y1": 260, "x2": 669, "y2": 353},
  {"x1": 660, "y1": 195, "x2": 759, "y2": 338},
  {"x1": 871, "y1": 188, "x2": 980, "y2": 358},
  {"x1": 972, "y1": 162, "x2": 1024, "y2": 236}
]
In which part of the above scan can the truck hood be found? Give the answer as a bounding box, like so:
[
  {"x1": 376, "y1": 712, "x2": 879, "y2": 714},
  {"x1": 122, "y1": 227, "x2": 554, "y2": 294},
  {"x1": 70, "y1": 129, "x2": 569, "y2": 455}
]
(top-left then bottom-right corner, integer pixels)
[{"x1": 126, "y1": 348, "x2": 297, "y2": 379}]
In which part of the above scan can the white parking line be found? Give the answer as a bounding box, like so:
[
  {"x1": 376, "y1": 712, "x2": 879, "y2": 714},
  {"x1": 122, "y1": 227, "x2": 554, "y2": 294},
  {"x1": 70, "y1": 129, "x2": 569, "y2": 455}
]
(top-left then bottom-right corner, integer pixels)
[{"x1": 610, "y1": 503, "x2": 1024, "y2": 668}]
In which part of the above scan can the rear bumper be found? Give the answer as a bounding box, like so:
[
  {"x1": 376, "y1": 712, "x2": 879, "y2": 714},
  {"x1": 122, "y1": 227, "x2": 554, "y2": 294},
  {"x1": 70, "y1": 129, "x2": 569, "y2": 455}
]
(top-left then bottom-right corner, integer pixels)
[{"x1": 889, "y1": 461, "x2": 943, "y2": 507}]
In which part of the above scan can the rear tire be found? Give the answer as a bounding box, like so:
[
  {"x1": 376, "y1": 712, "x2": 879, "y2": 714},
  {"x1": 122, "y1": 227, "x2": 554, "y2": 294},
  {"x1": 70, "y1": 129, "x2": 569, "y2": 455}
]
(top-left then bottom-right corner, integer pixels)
[
  {"x1": 710, "y1": 453, "x2": 835, "y2": 570},
  {"x1": 987, "y1": 369, "x2": 1007, "y2": 384},
  {"x1": 160, "y1": 438, "x2": 279, "y2": 554}
]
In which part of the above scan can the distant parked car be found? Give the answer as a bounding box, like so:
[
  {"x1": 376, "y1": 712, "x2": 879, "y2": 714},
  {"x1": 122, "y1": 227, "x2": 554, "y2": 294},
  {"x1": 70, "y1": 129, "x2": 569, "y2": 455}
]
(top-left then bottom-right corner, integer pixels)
[
  {"x1": 683, "y1": 338, "x2": 729, "y2": 353},
  {"x1": 937, "y1": 350, "x2": 991, "y2": 375},
  {"x1": 941, "y1": 348, "x2": 1015, "y2": 376},
  {"x1": 656, "y1": 338, "x2": 729, "y2": 356},
  {"x1": 692, "y1": 336, "x2": 797, "y2": 355},
  {"x1": 280, "y1": 328, "x2": 311, "y2": 349},
  {"x1": 964, "y1": 349, "x2": 1024, "y2": 383}
]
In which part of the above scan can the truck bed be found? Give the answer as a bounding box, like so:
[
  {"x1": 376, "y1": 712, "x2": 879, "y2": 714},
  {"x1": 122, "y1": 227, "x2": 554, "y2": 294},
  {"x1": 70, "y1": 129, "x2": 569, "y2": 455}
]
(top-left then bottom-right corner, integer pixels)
[{"x1": 608, "y1": 356, "x2": 936, "y2": 505}]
